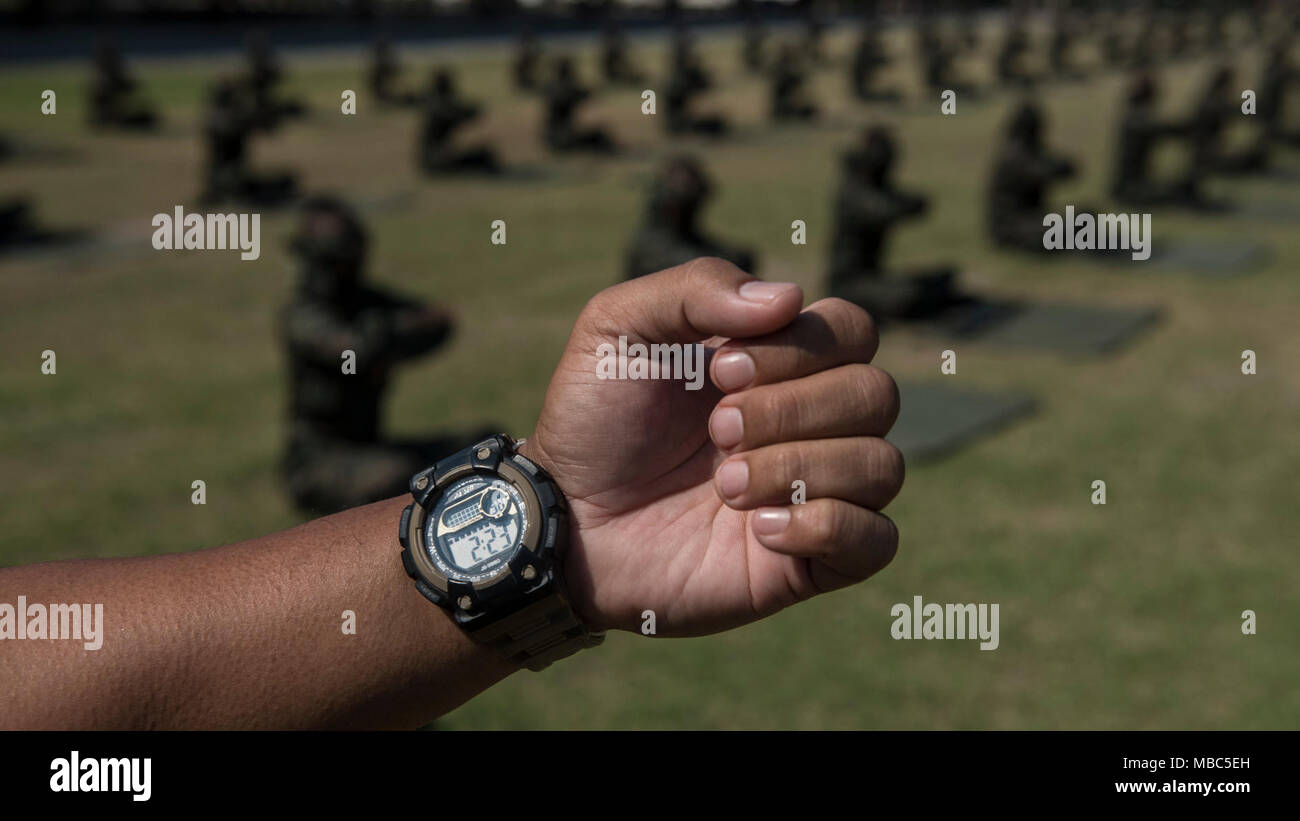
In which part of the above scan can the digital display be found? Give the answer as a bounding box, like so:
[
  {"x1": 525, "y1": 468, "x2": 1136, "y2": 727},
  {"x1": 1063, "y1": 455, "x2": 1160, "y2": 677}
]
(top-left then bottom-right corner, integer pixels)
[{"x1": 424, "y1": 476, "x2": 527, "y2": 581}]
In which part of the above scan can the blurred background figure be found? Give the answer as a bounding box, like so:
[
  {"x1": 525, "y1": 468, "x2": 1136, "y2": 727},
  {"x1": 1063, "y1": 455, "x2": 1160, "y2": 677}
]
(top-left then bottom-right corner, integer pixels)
[
  {"x1": 243, "y1": 31, "x2": 307, "y2": 131},
  {"x1": 370, "y1": 37, "x2": 420, "y2": 107},
  {"x1": 665, "y1": 31, "x2": 728, "y2": 136},
  {"x1": 801, "y1": 1, "x2": 830, "y2": 66},
  {"x1": 0, "y1": 136, "x2": 52, "y2": 252},
  {"x1": 1099, "y1": 11, "x2": 1131, "y2": 68},
  {"x1": 417, "y1": 67, "x2": 499, "y2": 175},
  {"x1": 1257, "y1": 36, "x2": 1300, "y2": 148},
  {"x1": 986, "y1": 101, "x2": 1079, "y2": 254},
  {"x1": 599, "y1": 20, "x2": 644, "y2": 86},
  {"x1": 770, "y1": 42, "x2": 818, "y2": 122},
  {"x1": 623, "y1": 155, "x2": 755, "y2": 281},
  {"x1": 827, "y1": 126, "x2": 964, "y2": 321},
  {"x1": 280, "y1": 197, "x2": 489, "y2": 517},
  {"x1": 741, "y1": 15, "x2": 767, "y2": 74},
  {"x1": 850, "y1": 20, "x2": 899, "y2": 103},
  {"x1": 200, "y1": 76, "x2": 298, "y2": 206},
  {"x1": 1109, "y1": 72, "x2": 1206, "y2": 209},
  {"x1": 995, "y1": 12, "x2": 1036, "y2": 89},
  {"x1": 1189, "y1": 64, "x2": 1268, "y2": 174},
  {"x1": 542, "y1": 56, "x2": 615, "y2": 153},
  {"x1": 512, "y1": 29, "x2": 543, "y2": 92},
  {"x1": 0, "y1": 199, "x2": 36, "y2": 249},
  {"x1": 88, "y1": 42, "x2": 158, "y2": 130},
  {"x1": 1047, "y1": 11, "x2": 1085, "y2": 80},
  {"x1": 917, "y1": 15, "x2": 975, "y2": 98}
]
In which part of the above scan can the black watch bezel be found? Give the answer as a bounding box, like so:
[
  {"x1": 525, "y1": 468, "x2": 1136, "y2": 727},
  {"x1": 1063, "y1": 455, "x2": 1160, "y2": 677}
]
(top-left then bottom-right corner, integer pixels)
[{"x1": 398, "y1": 434, "x2": 569, "y2": 633}]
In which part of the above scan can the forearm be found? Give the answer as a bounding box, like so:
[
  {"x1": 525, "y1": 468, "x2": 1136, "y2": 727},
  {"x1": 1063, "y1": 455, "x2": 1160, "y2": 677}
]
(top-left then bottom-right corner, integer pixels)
[{"x1": 0, "y1": 497, "x2": 518, "y2": 729}]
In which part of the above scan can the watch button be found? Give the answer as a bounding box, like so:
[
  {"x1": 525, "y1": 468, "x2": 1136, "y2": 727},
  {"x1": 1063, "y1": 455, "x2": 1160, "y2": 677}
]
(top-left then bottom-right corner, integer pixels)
[
  {"x1": 512, "y1": 453, "x2": 539, "y2": 475},
  {"x1": 398, "y1": 504, "x2": 413, "y2": 549}
]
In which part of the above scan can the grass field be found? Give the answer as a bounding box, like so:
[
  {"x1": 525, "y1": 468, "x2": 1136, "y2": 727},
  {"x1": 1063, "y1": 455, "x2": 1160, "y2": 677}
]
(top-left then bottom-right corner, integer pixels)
[{"x1": 2, "y1": 21, "x2": 1298, "y2": 729}]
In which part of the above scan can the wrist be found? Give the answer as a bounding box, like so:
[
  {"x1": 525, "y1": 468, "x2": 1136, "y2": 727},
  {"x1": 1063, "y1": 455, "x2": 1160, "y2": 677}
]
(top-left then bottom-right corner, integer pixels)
[{"x1": 515, "y1": 434, "x2": 609, "y2": 635}]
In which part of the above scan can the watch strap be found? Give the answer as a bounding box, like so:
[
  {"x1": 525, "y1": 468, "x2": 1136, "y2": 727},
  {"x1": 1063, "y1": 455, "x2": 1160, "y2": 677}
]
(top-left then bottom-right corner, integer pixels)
[{"x1": 470, "y1": 587, "x2": 605, "y2": 672}]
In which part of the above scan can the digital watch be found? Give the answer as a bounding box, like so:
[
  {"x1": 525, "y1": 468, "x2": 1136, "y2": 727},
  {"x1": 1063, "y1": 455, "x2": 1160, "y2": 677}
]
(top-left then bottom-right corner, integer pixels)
[{"x1": 398, "y1": 434, "x2": 604, "y2": 671}]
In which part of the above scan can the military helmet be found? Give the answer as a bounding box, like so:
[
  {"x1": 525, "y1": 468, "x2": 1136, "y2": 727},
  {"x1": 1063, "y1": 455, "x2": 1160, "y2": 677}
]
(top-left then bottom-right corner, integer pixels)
[
  {"x1": 845, "y1": 125, "x2": 896, "y2": 185},
  {"x1": 648, "y1": 154, "x2": 712, "y2": 224},
  {"x1": 290, "y1": 196, "x2": 368, "y2": 293},
  {"x1": 1007, "y1": 101, "x2": 1043, "y2": 148}
]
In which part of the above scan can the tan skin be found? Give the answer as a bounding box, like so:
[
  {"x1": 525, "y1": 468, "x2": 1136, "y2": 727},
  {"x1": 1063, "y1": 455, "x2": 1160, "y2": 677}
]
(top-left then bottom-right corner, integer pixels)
[{"x1": 0, "y1": 258, "x2": 903, "y2": 729}]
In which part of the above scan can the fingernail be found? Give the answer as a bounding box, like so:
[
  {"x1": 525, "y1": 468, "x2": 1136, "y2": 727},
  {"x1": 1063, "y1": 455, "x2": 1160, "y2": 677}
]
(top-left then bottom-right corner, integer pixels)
[
  {"x1": 752, "y1": 508, "x2": 791, "y2": 536},
  {"x1": 739, "y1": 280, "x2": 798, "y2": 303},
  {"x1": 710, "y1": 406, "x2": 744, "y2": 449},
  {"x1": 716, "y1": 459, "x2": 749, "y2": 499},
  {"x1": 713, "y1": 351, "x2": 755, "y2": 392}
]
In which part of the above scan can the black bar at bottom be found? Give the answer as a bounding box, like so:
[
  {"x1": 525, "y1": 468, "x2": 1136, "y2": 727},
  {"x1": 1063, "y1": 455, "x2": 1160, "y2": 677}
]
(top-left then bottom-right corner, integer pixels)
[{"x1": 1, "y1": 730, "x2": 1288, "y2": 808}]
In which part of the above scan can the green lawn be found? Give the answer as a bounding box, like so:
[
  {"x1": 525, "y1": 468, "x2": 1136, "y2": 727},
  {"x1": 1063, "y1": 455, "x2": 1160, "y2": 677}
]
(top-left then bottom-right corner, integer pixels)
[{"x1": 1, "y1": 23, "x2": 1297, "y2": 729}]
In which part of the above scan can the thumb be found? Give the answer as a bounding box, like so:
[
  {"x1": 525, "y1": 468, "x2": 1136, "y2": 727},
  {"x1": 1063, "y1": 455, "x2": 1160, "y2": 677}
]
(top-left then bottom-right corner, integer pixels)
[{"x1": 581, "y1": 257, "x2": 804, "y2": 345}]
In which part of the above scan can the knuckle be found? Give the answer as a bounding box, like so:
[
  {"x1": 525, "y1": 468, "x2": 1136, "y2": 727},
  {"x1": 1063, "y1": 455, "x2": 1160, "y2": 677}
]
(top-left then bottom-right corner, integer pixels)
[
  {"x1": 764, "y1": 384, "x2": 805, "y2": 443},
  {"x1": 816, "y1": 297, "x2": 879, "y2": 360},
  {"x1": 844, "y1": 364, "x2": 889, "y2": 422},
  {"x1": 579, "y1": 286, "x2": 623, "y2": 330},
  {"x1": 878, "y1": 514, "x2": 901, "y2": 561},
  {"x1": 768, "y1": 445, "x2": 806, "y2": 493},
  {"x1": 809, "y1": 501, "x2": 841, "y2": 545},
  {"x1": 684, "y1": 255, "x2": 742, "y2": 283},
  {"x1": 865, "y1": 367, "x2": 901, "y2": 430},
  {"x1": 578, "y1": 286, "x2": 642, "y2": 344},
  {"x1": 873, "y1": 440, "x2": 906, "y2": 501}
]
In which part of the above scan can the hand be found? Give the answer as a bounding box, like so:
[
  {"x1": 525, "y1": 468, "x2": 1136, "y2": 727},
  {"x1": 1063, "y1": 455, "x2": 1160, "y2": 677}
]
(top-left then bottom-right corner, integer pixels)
[
  {"x1": 395, "y1": 304, "x2": 454, "y2": 346},
  {"x1": 519, "y1": 258, "x2": 904, "y2": 637}
]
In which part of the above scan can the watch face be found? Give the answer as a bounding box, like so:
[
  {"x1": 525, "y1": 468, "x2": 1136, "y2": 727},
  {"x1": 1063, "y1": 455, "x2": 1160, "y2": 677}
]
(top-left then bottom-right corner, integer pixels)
[{"x1": 424, "y1": 474, "x2": 529, "y2": 582}]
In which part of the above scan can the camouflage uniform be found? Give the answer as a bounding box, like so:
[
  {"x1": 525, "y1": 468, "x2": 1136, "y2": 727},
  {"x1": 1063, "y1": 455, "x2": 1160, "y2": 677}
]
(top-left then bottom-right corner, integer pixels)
[
  {"x1": 280, "y1": 197, "x2": 487, "y2": 516},
  {"x1": 918, "y1": 19, "x2": 973, "y2": 97},
  {"x1": 600, "y1": 24, "x2": 643, "y2": 86},
  {"x1": 418, "y1": 68, "x2": 499, "y2": 174},
  {"x1": 623, "y1": 156, "x2": 756, "y2": 281},
  {"x1": 827, "y1": 128, "x2": 960, "y2": 321},
  {"x1": 542, "y1": 57, "x2": 615, "y2": 153},
  {"x1": 665, "y1": 39, "x2": 727, "y2": 135},
  {"x1": 1048, "y1": 15, "x2": 1082, "y2": 78},
  {"x1": 986, "y1": 102, "x2": 1077, "y2": 253},
  {"x1": 1258, "y1": 38, "x2": 1300, "y2": 146},
  {"x1": 850, "y1": 24, "x2": 898, "y2": 102},
  {"x1": 0, "y1": 200, "x2": 36, "y2": 249},
  {"x1": 513, "y1": 31, "x2": 543, "y2": 92},
  {"x1": 88, "y1": 44, "x2": 157, "y2": 130},
  {"x1": 803, "y1": 10, "x2": 828, "y2": 65},
  {"x1": 243, "y1": 33, "x2": 306, "y2": 131},
  {"x1": 200, "y1": 78, "x2": 297, "y2": 206},
  {"x1": 996, "y1": 19, "x2": 1035, "y2": 88},
  {"x1": 1110, "y1": 74, "x2": 1203, "y2": 206},
  {"x1": 771, "y1": 44, "x2": 818, "y2": 121},
  {"x1": 371, "y1": 39, "x2": 419, "y2": 106},
  {"x1": 1189, "y1": 65, "x2": 1267, "y2": 174}
]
